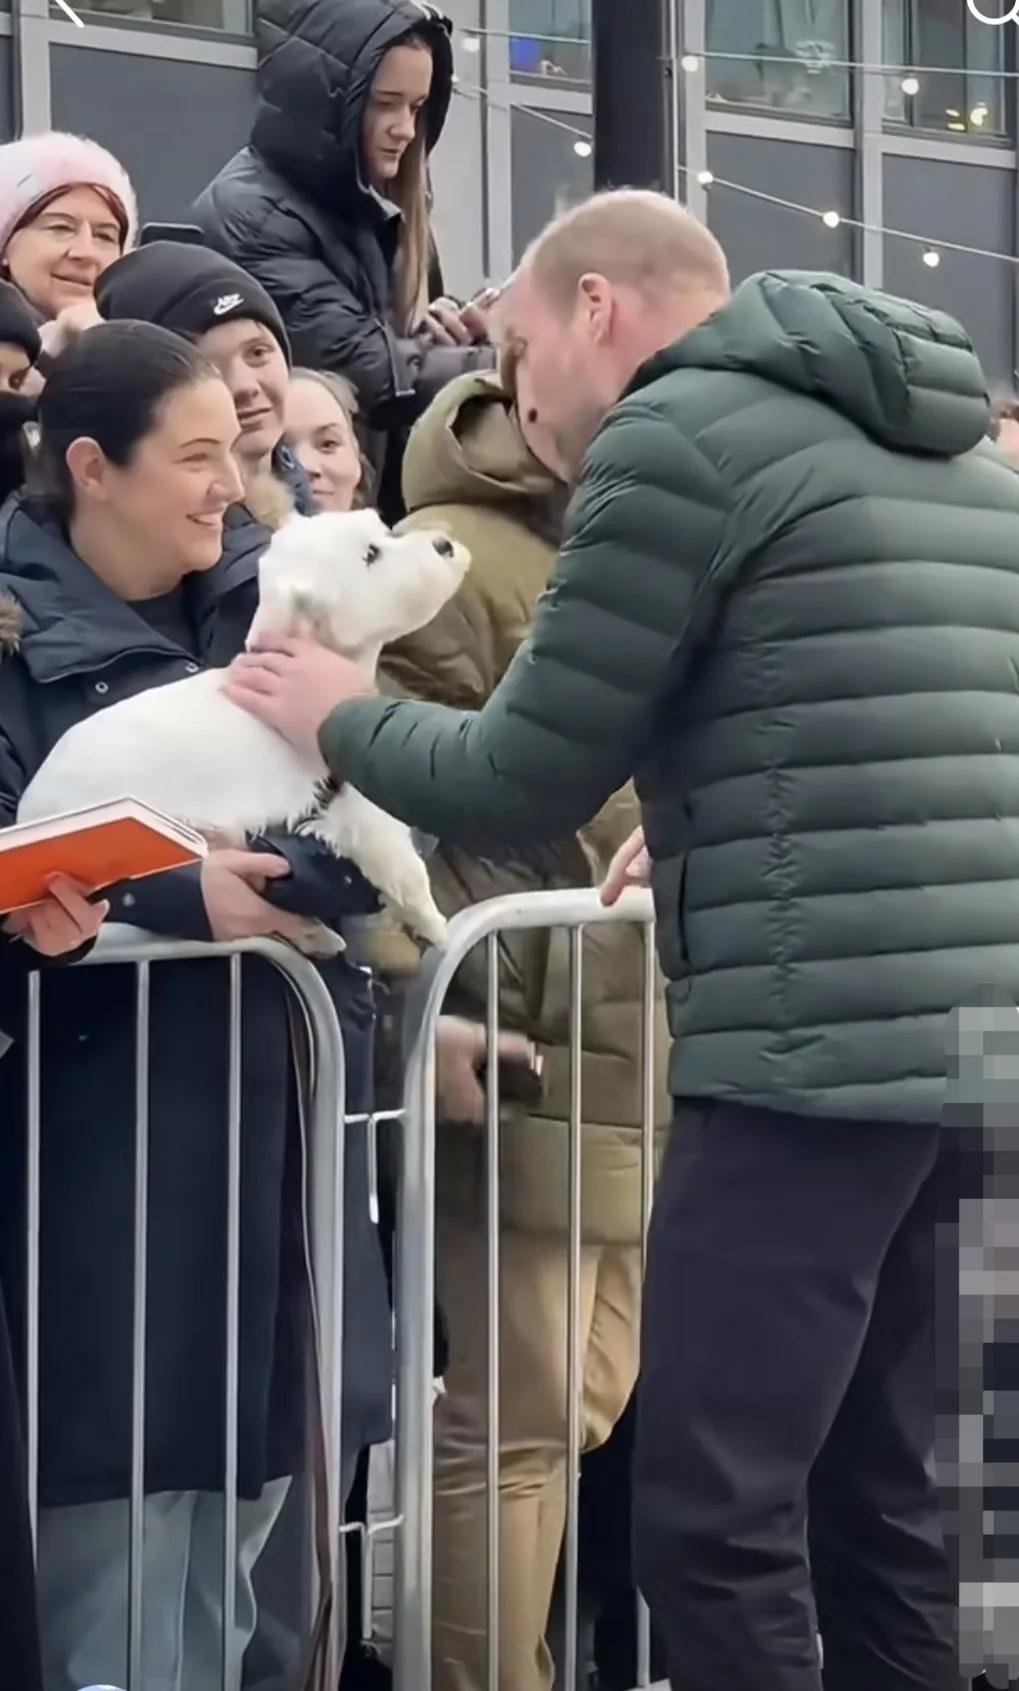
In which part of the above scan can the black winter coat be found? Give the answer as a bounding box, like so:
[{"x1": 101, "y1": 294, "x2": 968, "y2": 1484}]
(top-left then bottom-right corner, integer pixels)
[
  {"x1": 320, "y1": 271, "x2": 1019, "y2": 1126},
  {"x1": 193, "y1": 0, "x2": 493, "y2": 521},
  {"x1": 0, "y1": 497, "x2": 392, "y2": 1506},
  {"x1": 0, "y1": 1288, "x2": 41, "y2": 1688}
]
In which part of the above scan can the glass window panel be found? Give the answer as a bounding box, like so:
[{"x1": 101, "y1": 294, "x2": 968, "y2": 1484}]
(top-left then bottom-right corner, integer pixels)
[
  {"x1": 50, "y1": 0, "x2": 249, "y2": 28},
  {"x1": 883, "y1": 0, "x2": 1010, "y2": 138},
  {"x1": 509, "y1": 0, "x2": 591, "y2": 87},
  {"x1": 510, "y1": 105, "x2": 592, "y2": 263},
  {"x1": 705, "y1": 0, "x2": 851, "y2": 121}
]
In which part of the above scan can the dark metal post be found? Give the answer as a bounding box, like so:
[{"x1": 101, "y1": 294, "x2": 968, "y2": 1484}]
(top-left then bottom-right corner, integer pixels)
[{"x1": 593, "y1": 0, "x2": 672, "y2": 193}]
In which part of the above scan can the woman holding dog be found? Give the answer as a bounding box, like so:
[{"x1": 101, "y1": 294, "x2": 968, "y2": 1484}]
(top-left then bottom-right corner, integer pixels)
[
  {"x1": 0, "y1": 321, "x2": 391, "y2": 1691},
  {"x1": 194, "y1": 0, "x2": 494, "y2": 522}
]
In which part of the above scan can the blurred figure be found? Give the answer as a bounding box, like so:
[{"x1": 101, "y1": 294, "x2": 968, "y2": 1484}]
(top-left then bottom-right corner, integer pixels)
[
  {"x1": 0, "y1": 132, "x2": 136, "y2": 363},
  {"x1": 194, "y1": 0, "x2": 493, "y2": 522},
  {"x1": 379, "y1": 368, "x2": 669, "y2": 1691},
  {"x1": 991, "y1": 393, "x2": 1019, "y2": 469},
  {"x1": 0, "y1": 279, "x2": 96, "y2": 1691},
  {"x1": 286, "y1": 369, "x2": 367, "y2": 512}
]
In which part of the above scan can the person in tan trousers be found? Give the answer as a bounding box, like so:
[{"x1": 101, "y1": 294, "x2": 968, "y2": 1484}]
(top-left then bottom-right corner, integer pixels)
[{"x1": 377, "y1": 366, "x2": 670, "y2": 1691}]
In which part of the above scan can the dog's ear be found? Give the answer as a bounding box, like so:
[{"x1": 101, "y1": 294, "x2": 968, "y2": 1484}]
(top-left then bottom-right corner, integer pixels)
[{"x1": 0, "y1": 593, "x2": 22, "y2": 657}]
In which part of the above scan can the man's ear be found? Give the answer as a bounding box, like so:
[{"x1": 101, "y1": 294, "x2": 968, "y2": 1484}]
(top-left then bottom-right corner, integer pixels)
[{"x1": 64, "y1": 437, "x2": 109, "y2": 503}]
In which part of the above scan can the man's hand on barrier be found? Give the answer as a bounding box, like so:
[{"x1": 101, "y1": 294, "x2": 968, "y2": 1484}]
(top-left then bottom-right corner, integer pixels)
[
  {"x1": 4, "y1": 874, "x2": 109, "y2": 956},
  {"x1": 200, "y1": 849, "x2": 311, "y2": 943},
  {"x1": 225, "y1": 639, "x2": 376, "y2": 759},
  {"x1": 436, "y1": 1016, "x2": 537, "y2": 1125},
  {"x1": 600, "y1": 825, "x2": 651, "y2": 907}
]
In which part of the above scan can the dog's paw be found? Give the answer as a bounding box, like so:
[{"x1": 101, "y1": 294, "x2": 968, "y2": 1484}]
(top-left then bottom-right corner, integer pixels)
[
  {"x1": 283, "y1": 920, "x2": 347, "y2": 959},
  {"x1": 387, "y1": 898, "x2": 446, "y2": 949}
]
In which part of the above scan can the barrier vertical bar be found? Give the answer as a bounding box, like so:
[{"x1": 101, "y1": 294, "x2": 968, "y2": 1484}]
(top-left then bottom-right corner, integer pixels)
[
  {"x1": 485, "y1": 933, "x2": 501, "y2": 1691},
  {"x1": 395, "y1": 988, "x2": 439, "y2": 1689},
  {"x1": 636, "y1": 923, "x2": 657, "y2": 1686},
  {"x1": 222, "y1": 954, "x2": 242, "y2": 1683},
  {"x1": 563, "y1": 927, "x2": 584, "y2": 1691},
  {"x1": 307, "y1": 987, "x2": 346, "y2": 1686},
  {"x1": 127, "y1": 961, "x2": 151, "y2": 1691},
  {"x1": 25, "y1": 970, "x2": 40, "y2": 1553}
]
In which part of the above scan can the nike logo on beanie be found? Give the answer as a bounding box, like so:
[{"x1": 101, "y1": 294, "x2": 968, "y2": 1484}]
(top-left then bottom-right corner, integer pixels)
[{"x1": 212, "y1": 292, "x2": 243, "y2": 316}]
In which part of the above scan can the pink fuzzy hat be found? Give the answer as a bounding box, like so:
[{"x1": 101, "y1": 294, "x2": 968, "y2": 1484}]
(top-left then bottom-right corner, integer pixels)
[{"x1": 0, "y1": 131, "x2": 138, "y2": 254}]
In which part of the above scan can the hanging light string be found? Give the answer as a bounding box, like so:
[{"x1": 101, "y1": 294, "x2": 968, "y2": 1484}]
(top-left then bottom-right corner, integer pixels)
[
  {"x1": 457, "y1": 24, "x2": 1019, "y2": 83},
  {"x1": 451, "y1": 75, "x2": 1019, "y2": 270}
]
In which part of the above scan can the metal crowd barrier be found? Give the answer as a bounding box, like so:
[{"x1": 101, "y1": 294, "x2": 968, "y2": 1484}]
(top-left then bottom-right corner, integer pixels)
[
  {"x1": 394, "y1": 886, "x2": 660, "y2": 1691},
  {"x1": 25, "y1": 932, "x2": 349, "y2": 1691}
]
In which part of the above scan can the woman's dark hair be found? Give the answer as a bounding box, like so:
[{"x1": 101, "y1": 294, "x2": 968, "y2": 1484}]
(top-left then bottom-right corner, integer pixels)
[{"x1": 29, "y1": 319, "x2": 217, "y2": 520}]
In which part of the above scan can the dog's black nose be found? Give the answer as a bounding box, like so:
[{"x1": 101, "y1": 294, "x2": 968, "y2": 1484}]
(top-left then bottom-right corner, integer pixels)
[{"x1": 433, "y1": 537, "x2": 455, "y2": 559}]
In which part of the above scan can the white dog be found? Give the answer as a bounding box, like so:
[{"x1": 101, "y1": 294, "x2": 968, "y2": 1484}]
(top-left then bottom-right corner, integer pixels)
[{"x1": 18, "y1": 509, "x2": 470, "y2": 950}]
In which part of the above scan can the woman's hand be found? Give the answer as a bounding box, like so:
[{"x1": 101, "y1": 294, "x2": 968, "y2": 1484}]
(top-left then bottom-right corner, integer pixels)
[
  {"x1": 600, "y1": 826, "x2": 651, "y2": 906},
  {"x1": 420, "y1": 297, "x2": 473, "y2": 347},
  {"x1": 3, "y1": 874, "x2": 109, "y2": 956},
  {"x1": 435, "y1": 1016, "x2": 536, "y2": 1125},
  {"x1": 200, "y1": 848, "x2": 310, "y2": 943}
]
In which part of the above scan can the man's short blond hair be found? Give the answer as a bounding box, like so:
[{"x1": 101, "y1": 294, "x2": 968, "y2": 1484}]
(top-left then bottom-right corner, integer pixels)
[{"x1": 523, "y1": 188, "x2": 729, "y2": 311}]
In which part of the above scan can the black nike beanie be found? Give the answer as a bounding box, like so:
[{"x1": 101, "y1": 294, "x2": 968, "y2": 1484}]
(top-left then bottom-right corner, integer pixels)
[{"x1": 95, "y1": 241, "x2": 290, "y2": 362}]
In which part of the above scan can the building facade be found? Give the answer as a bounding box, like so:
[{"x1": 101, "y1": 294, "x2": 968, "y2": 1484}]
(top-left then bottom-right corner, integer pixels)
[{"x1": 0, "y1": 0, "x2": 1015, "y2": 385}]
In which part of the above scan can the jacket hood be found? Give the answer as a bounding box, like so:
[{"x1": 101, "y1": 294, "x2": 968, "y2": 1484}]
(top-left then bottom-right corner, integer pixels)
[
  {"x1": 251, "y1": 0, "x2": 453, "y2": 217},
  {"x1": 402, "y1": 372, "x2": 566, "y2": 534},
  {"x1": 650, "y1": 270, "x2": 990, "y2": 459}
]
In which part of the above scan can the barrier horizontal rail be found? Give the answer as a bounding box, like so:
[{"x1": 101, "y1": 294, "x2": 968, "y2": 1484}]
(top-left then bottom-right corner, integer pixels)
[
  {"x1": 25, "y1": 931, "x2": 348, "y2": 1691},
  {"x1": 394, "y1": 886, "x2": 658, "y2": 1691}
]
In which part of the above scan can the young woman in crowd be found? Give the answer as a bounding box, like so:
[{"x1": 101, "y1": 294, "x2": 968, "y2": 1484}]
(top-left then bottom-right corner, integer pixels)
[
  {"x1": 0, "y1": 322, "x2": 391, "y2": 1691},
  {"x1": 95, "y1": 240, "x2": 312, "y2": 533},
  {"x1": 286, "y1": 368, "x2": 367, "y2": 513},
  {"x1": 377, "y1": 367, "x2": 670, "y2": 1691},
  {"x1": 0, "y1": 131, "x2": 136, "y2": 364},
  {"x1": 194, "y1": 0, "x2": 494, "y2": 521}
]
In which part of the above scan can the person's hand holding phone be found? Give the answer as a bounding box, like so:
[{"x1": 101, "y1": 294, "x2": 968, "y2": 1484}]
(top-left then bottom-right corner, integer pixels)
[
  {"x1": 435, "y1": 1016, "x2": 540, "y2": 1125},
  {"x1": 421, "y1": 286, "x2": 499, "y2": 348}
]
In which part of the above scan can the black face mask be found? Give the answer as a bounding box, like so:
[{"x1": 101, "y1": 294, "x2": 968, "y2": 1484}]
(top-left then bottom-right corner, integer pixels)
[{"x1": 0, "y1": 390, "x2": 36, "y2": 507}]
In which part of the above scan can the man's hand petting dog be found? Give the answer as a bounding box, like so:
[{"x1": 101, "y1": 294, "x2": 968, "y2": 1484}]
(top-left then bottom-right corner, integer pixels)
[
  {"x1": 4, "y1": 874, "x2": 109, "y2": 957},
  {"x1": 225, "y1": 638, "x2": 376, "y2": 760},
  {"x1": 200, "y1": 849, "x2": 310, "y2": 944}
]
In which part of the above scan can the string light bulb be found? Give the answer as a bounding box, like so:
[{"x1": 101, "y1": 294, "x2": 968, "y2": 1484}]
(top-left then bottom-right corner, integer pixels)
[
  {"x1": 922, "y1": 248, "x2": 941, "y2": 268},
  {"x1": 697, "y1": 169, "x2": 714, "y2": 186},
  {"x1": 971, "y1": 104, "x2": 989, "y2": 127},
  {"x1": 821, "y1": 209, "x2": 842, "y2": 229},
  {"x1": 573, "y1": 138, "x2": 592, "y2": 158},
  {"x1": 901, "y1": 74, "x2": 920, "y2": 96},
  {"x1": 681, "y1": 54, "x2": 700, "y2": 73}
]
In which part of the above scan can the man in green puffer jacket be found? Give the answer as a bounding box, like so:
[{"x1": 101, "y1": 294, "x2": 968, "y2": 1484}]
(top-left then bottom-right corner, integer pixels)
[{"x1": 226, "y1": 189, "x2": 1007, "y2": 1690}]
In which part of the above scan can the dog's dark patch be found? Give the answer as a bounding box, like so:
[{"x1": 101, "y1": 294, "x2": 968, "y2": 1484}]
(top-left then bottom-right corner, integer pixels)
[
  {"x1": 314, "y1": 774, "x2": 343, "y2": 806},
  {"x1": 0, "y1": 593, "x2": 22, "y2": 656}
]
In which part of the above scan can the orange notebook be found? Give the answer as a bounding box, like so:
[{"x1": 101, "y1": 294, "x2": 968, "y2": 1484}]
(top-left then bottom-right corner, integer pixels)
[{"x1": 0, "y1": 799, "x2": 207, "y2": 915}]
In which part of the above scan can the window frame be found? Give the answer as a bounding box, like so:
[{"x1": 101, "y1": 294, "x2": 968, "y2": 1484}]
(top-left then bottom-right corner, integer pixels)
[
  {"x1": 702, "y1": 0, "x2": 854, "y2": 129},
  {"x1": 883, "y1": 0, "x2": 1016, "y2": 146}
]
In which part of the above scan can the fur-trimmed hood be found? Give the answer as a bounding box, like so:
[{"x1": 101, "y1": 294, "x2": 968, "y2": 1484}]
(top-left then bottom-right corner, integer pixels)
[{"x1": 0, "y1": 590, "x2": 21, "y2": 655}]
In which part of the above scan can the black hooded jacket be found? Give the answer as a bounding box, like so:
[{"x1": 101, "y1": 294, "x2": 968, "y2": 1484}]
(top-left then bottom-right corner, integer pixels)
[{"x1": 193, "y1": 0, "x2": 493, "y2": 518}]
